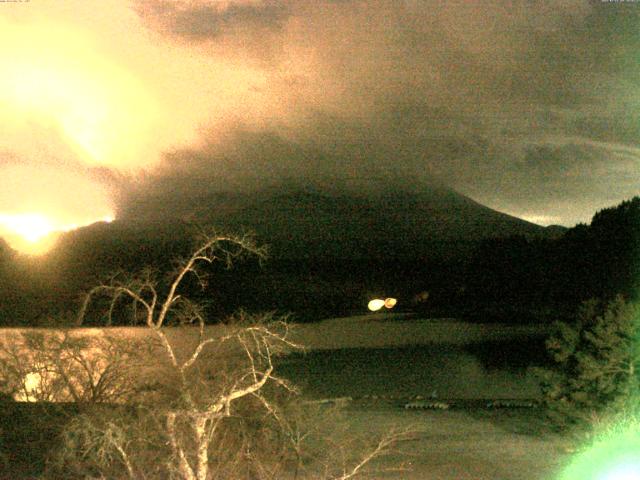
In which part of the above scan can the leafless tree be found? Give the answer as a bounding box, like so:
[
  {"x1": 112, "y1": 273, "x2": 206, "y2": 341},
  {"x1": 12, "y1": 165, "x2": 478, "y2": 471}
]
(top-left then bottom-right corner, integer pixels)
[
  {"x1": 39, "y1": 231, "x2": 417, "y2": 479},
  {"x1": 72, "y1": 233, "x2": 297, "y2": 479},
  {"x1": 0, "y1": 330, "x2": 140, "y2": 404}
]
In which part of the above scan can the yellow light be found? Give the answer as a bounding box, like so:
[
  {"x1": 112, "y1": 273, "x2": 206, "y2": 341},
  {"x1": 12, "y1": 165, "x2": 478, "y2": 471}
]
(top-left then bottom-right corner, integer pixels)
[
  {"x1": 0, "y1": 213, "x2": 54, "y2": 244},
  {"x1": 368, "y1": 299, "x2": 386, "y2": 312},
  {"x1": 16, "y1": 371, "x2": 45, "y2": 402},
  {"x1": 0, "y1": 19, "x2": 159, "y2": 167},
  {"x1": 0, "y1": 212, "x2": 114, "y2": 255},
  {"x1": 384, "y1": 298, "x2": 397, "y2": 309}
]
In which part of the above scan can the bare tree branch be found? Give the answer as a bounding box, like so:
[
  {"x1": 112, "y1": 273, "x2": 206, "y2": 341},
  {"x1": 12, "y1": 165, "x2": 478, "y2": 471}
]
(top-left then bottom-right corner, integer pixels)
[
  {"x1": 167, "y1": 412, "x2": 196, "y2": 480},
  {"x1": 28, "y1": 232, "x2": 417, "y2": 480},
  {"x1": 331, "y1": 429, "x2": 419, "y2": 480}
]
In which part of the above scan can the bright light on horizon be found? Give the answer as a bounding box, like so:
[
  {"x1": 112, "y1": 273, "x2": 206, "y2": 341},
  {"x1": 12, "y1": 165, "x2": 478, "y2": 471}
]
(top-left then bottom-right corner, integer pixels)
[
  {"x1": 368, "y1": 298, "x2": 398, "y2": 312},
  {"x1": 0, "y1": 212, "x2": 114, "y2": 255},
  {"x1": 0, "y1": 213, "x2": 55, "y2": 243},
  {"x1": 519, "y1": 214, "x2": 563, "y2": 227}
]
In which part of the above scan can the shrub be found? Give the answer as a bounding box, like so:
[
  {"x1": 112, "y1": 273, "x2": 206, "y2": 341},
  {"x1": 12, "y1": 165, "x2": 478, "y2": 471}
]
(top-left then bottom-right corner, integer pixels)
[{"x1": 0, "y1": 331, "x2": 141, "y2": 403}]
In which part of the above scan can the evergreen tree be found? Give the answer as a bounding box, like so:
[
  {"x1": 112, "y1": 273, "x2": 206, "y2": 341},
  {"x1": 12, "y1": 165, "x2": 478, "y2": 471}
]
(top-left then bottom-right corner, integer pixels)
[{"x1": 537, "y1": 295, "x2": 640, "y2": 431}]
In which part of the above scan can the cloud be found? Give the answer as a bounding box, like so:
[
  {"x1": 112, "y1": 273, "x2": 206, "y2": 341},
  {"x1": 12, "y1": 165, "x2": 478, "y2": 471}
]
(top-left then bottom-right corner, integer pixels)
[
  {"x1": 119, "y1": 120, "x2": 445, "y2": 218},
  {"x1": 126, "y1": 0, "x2": 640, "y2": 226},
  {"x1": 143, "y1": 0, "x2": 288, "y2": 36},
  {"x1": 135, "y1": 0, "x2": 290, "y2": 62},
  {"x1": 458, "y1": 138, "x2": 640, "y2": 226},
  {"x1": 0, "y1": 121, "x2": 124, "y2": 231}
]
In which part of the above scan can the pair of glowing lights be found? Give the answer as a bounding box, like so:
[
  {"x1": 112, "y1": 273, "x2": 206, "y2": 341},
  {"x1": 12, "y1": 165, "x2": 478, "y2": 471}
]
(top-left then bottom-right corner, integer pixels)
[{"x1": 367, "y1": 298, "x2": 397, "y2": 312}]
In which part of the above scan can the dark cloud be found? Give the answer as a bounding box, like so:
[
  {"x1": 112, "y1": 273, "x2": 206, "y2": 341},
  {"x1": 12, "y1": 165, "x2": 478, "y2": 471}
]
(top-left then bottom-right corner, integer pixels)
[
  {"x1": 129, "y1": 0, "x2": 640, "y2": 226},
  {"x1": 119, "y1": 119, "x2": 444, "y2": 218},
  {"x1": 135, "y1": 0, "x2": 290, "y2": 61},
  {"x1": 150, "y1": 0, "x2": 288, "y2": 37}
]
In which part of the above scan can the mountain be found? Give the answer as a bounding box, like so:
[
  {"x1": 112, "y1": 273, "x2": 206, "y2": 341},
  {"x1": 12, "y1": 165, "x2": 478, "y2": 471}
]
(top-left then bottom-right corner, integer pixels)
[
  {"x1": 107, "y1": 185, "x2": 560, "y2": 262},
  {"x1": 10, "y1": 185, "x2": 562, "y2": 322},
  {"x1": 544, "y1": 225, "x2": 568, "y2": 239},
  {"x1": 0, "y1": 185, "x2": 575, "y2": 323}
]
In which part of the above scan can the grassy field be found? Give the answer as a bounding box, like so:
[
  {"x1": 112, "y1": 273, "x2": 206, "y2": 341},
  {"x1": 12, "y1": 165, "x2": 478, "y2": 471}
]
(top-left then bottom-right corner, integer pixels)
[
  {"x1": 277, "y1": 314, "x2": 572, "y2": 479},
  {"x1": 0, "y1": 401, "x2": 574, "y2": 480},
  {"x1": 338, "y1": 402, "x2": 571, "y2": 480},
  {"x1": 280, "y1": 314, "x2": 550, "y2": 400}
]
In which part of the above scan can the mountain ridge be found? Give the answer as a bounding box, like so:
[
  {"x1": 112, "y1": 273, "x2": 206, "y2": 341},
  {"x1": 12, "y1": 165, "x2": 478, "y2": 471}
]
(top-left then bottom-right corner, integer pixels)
[
  {"x1": 0, "y1": 185, "x2": 566, "y2": 266},
  {"x1": 112, "y1": 185, "x2": 563, "y2": 260}
]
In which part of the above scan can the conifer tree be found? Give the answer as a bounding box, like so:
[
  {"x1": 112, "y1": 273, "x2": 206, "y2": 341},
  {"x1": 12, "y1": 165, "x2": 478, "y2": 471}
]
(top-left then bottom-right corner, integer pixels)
[{"x1": 538, "y1": 295, "x2": 640, "y2": 431}]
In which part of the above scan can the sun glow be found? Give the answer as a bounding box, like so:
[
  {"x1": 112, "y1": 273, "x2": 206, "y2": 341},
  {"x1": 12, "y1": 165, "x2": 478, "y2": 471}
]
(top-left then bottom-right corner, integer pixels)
[{"x1": 0, "y1": 213, "x2": 114, "y2": 255}]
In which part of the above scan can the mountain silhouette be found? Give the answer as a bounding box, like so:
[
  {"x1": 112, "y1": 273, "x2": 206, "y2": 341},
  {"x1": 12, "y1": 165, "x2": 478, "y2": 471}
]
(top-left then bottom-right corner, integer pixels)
[
  {"x1": 102, "y1": 185, "x2": 563, "y2": 263},
  {"x1": 0, "y1": 185, "x2": 573, "y2": 323}
]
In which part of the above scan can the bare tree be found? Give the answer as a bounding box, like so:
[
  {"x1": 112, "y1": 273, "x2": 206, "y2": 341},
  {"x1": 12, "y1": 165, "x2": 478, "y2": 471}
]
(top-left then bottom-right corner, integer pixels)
[
  {"x1": 42, "y1": 231, "x2": 418, "y2": 479},
  {"x1": 0, "y1": 330, "x2": 140, "y2": 404},
  {"x1": 72, "y1": 233, "x2": 300, "y2": 479}
]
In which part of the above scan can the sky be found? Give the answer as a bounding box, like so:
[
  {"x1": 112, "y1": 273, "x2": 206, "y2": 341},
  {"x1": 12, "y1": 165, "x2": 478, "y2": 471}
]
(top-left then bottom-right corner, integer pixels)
[{"x1": 0, "y1": 0, "x2": 638, "y2": 253}]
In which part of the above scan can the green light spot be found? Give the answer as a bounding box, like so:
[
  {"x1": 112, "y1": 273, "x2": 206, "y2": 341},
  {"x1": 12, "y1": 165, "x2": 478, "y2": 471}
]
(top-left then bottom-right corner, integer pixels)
[
  {"x1": 559, "y1": 422, "x2": 640, "y2": 480},
  {"x1": 599, "y1": 462, "x2": 640, "y2": 480}
]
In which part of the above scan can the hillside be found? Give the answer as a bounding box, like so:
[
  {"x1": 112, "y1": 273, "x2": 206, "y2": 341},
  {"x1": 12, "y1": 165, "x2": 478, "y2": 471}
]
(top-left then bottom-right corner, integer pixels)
[
  {"x1": 0, "y1": 186, "x2": 570, "y2": 323},
  {"x1": 107, "y1": 185, "x2": 559, "y2": 262}
]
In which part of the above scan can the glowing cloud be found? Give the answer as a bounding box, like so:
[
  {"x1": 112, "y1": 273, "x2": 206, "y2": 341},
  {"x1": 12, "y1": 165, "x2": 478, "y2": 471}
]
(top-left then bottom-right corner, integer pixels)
[
  {"x1": 0, "y1": 162, "x2": 115, "y2": 254},
  {"x1": 0, "y1": 17, "x2": 156, "y2": 253},
  {"x1": 0, "y1": 19, "x2": 160, "y2": 167}
]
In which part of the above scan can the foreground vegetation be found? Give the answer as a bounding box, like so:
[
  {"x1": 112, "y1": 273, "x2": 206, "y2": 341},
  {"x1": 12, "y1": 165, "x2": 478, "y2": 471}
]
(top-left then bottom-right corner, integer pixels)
[
  {"x1": 0, "y1": 233, "x2": 415, "y2": 479},
  {"x1": 0, "y1": 193, "x2": 638, "y2": 477},
  {"x1": 1, "y1": 295, "x2": 638, "y2": 478},
  {"x1": 1, "y1": 399, "x2": 573, "y2": 480},
  {"x1": 537, "y1": 295, "x2": 640, "y2": 446}
]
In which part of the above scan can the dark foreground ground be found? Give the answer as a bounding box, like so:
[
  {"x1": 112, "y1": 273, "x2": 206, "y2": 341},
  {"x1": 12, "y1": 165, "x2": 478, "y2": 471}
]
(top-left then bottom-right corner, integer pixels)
[
  {"x1": 0, "y1": 400, "x2": 572, "y2": 480},
  {"x1": 284, "y1": 316, "x2": 572, "y2": 479},
  {"x1": 1, "y1": 317, "x2": 574, "y2": 479},
  {"x1": 342, "y1": 401, "x2": 571, "y2": 480}
]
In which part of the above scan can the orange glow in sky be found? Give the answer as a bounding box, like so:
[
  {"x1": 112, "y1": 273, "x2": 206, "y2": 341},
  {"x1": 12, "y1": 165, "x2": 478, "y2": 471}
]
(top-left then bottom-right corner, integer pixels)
[
  {"x1": 0, "y1": 1, "x2": 305, "y2": 254},
  {"x1": 0, "y1": 19, "x2": 162, "y2": 167},
  {"x1": 0, "y1": 213, "x2": 114, "y2": 255},
  {"x1": 0, "y1": 213, "x2": 58, "y2": 244},
  {"x1": 0, "y1": 16, "x2": 155, "y2": 253}
]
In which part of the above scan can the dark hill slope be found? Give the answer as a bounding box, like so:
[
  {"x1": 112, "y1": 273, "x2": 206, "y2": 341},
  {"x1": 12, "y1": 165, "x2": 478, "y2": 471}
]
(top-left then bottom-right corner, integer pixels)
[
  {"x1": 111, "y1": 186, "x2": 556, "y2": 262},
  {"x1": 1, "y1": 186, "x2": 570, "y2": 323}
]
